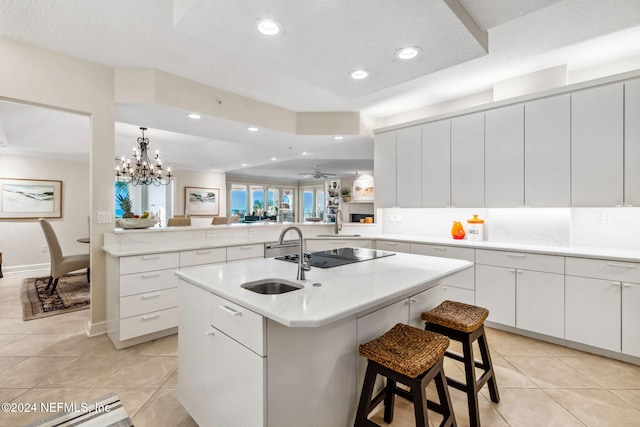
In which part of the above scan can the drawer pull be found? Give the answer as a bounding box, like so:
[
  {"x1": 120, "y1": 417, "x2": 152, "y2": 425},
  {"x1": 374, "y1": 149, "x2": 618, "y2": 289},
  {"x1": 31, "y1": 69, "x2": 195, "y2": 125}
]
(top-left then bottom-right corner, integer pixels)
[
  {"x1": 141, "y1": 293, "x2": 161, "y2": 300},
  {"x1": 329, "y1": 241, "x2": 344, "y2": 244},
  {"x1": 142, "y1": 255, "x2": 161, "y2": 261},
  {"x1": 607, "y1": 263, "x2": 636, "y2": 269},
  {"x1": 386, "y1": 242, "x2": 398, "y2": 246},
  {"x1": 142, "y1": 313, "x2": 161, "y2": 320},
  {"x1": 219, "y1": 305, "x2": 242, "y2": 316},
  {"x1": 206, "y1": 329, "x2": 216, "y2": 336},
  {"x1": 507, "y1": 253, "x2": 526, "y2": 258},
  {"x1": 141, "y1": 273, "x2": 161, "y2": 279},
  {"x1": 239, "y1": 246, "x2": 254, "y2": 250},
  {"x1": 432, "y1": 247, "x2": 447, "y2": 251},
  {"x1": 197, "y1": 250, "x2": 212, "y2": 255},
  {"x1": 408, "y1": 298, "x2": 417, "y2": 304}
]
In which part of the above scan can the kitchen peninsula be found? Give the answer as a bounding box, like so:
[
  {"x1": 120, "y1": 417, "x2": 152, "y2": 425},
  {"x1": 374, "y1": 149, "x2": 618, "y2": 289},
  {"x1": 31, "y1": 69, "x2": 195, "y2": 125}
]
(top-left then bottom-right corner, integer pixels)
[{"x1": 175, "y1": 250, "x2": 471, "y2": 427}]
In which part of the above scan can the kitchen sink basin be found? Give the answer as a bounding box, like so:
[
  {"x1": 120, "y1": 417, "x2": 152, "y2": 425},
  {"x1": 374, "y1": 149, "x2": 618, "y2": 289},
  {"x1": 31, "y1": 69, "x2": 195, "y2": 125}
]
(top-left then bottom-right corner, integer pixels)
[
  {"x1": 315, "y1": 234, "x2": 361, "y2": 237},
  {"x1": 241, "y1": 278, "x2": 304, "y2": 295}
]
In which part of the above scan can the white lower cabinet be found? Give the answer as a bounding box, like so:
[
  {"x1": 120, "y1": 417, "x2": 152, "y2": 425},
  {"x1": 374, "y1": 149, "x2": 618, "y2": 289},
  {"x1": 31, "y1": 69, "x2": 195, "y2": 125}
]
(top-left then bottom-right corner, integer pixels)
[
  {"x1": 516, "y1": 270, "x2": 564, "y2": 338},
  {"x1": 179, "y1": 282, "x2": 266, "y2": 427},
  {"x1": 622, "y1": 282, "x2": 640, "y2": 358},
  {"x1": 566, "y1": 275, "x2": 621, "y2": 352},
  {"x1": 475, "y1": 265, "x2": 517, "y2": 327}
]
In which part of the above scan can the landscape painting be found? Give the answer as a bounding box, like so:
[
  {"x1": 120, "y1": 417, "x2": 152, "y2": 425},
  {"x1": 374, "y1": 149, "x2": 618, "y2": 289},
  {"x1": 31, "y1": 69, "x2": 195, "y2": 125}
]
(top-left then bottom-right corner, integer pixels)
[
  {"x1": 185, "y1": 187, "x2": 219, "y2": 216},
  {"x1": 0, "y1": 178, "x2": 62, "y2": 219}
]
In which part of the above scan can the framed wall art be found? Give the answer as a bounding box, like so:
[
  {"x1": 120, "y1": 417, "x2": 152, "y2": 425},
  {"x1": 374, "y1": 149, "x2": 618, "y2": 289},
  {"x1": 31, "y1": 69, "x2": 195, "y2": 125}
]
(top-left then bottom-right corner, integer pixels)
[
  {"x1": 185, "y1": 187, "x2": 220, "y2": 216},
  {"x1": 0, "y1": 178, "x2": 62, "y2": 219},
  {"x1": 353, "y1": 178, "x2": 374, "y2": 202}
]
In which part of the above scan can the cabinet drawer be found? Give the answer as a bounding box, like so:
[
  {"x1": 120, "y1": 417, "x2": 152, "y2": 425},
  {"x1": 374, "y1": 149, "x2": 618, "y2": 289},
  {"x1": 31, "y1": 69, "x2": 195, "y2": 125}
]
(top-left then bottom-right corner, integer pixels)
[
  {"x1": 120, "y1": 307, "x2": 179, "y2": 341},
  {"x1": 475, "y1": 249, "x2": 563, "y2": 274},
  {"x1": 441, "y1": 267, "x2": 474, "y2": 290},
  {"x1": 120, "y1": 252, "x2": 179, "y2": 275},
  {"x1": 210, "y1": 293, "x2": 265, "y2": 356},
  {"x1": 180, "y1": 248, "x2": 226, "y2": 267},
  {"x1": 120, "y1": 288, "x2": 178, "y2": 319},
  {"x1": 120, "y1": 269, "x2": 180, "y2": 297},
  {"x1": 442, "y1": 285, "x2": 475, "y2": 305},
  {"x1": 566, "y1": 257, "x2": 640, "y2": 282},
  {"x1": 410, "y1": 244, "x2": 474, "y2": 262},
  {"x1": 226, "y1": 244, "x2": 264, "y2": 261},
  {"x1": 375, "y1": 240, "x2": 411, "y2": 253}
]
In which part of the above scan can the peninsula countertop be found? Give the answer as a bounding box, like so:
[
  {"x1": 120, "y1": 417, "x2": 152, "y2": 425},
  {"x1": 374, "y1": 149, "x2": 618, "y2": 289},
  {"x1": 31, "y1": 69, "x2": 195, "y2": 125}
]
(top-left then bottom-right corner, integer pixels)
[{"x1": 175, "y1": 252, "x2": 472, "y2": 328}]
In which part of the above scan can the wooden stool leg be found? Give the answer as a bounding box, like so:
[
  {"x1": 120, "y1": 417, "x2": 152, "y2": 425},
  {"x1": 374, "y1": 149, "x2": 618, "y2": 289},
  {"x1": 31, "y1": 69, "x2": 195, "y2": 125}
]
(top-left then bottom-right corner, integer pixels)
[
  {"x1": 462, "y1": 336, "x2": 481, "y2": 427},
  {"x1": 434, "y1": 367, "x2": 457, "y2": 427},
  {"x1": 410, "y1": 379, "x2": 429, "y2": 427},
  {"x1": 383, "y1": 378, "x2": 396, "y2": 423},
  {"x1": 355, "y1": 364, "x2": 380, "y2": 427},
  {"x1": 478, "y1": 329, "x2": 500, "y2": 403}
]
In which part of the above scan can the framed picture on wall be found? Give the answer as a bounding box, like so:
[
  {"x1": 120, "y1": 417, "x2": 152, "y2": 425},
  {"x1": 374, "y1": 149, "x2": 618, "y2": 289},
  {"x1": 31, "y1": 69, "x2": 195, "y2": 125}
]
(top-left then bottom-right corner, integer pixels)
[
  {"x1": 0, "y1": 178, "x2": 62, "y2": 219},
  {"x1": 185, "y1": 187, "x2": 219, "y2": 216},
  {"x1": 353, "y1": 179, "x2": 374, "y2": 202}
]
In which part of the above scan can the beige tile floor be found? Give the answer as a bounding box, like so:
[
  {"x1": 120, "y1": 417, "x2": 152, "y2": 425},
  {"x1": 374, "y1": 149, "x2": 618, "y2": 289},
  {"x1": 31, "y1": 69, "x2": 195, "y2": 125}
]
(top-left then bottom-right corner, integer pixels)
[{"x1": 1, "y1": 270, "x2": 640, "y2": 426}]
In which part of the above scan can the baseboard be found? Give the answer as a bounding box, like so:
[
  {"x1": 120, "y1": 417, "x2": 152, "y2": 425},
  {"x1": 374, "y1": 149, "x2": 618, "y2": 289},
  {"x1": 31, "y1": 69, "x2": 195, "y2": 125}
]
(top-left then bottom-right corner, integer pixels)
[
  {"x1": 2, "y1": 263, "x2": 50, "y2": 275},
  {"x1": 86, "y1": 319, "x2": 107, "y2": 337}
]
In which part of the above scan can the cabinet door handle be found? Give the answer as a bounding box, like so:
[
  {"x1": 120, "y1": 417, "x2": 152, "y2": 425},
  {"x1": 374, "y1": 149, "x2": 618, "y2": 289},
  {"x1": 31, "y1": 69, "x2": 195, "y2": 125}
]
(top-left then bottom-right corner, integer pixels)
[
  {"x1": 219, "y1": 305, "x2": 242, "y2": 316},
  {"x1": 516, "y1": 269, "x2": 523, "y2": 274},
  {"x1": 205, "y1": 329, "x2": 215, "y2": 336},
  {"x1": 408, "y1": 298, "x2": 417, "y2": 304},
  {"x1": 507, "y1": 253, "x2": 526, "y2": 258},
  {"x1": 509, "y1": 269, "x2": 516, "y2": 273},
  {"x1": 607, "y1": 263, "x2": 636, "y2": 269},
  {"x1": 196, "y1": 250, "x2": 212, "y2": 255},
  {"x1": 622, "y1": 283, "x2": 631, "y2": 288},
  {"x1": 142, "y1": 293, "x2": 161, "y2": 300},
  {"x1": 142, "y1": 255, "x2": 161, "y2": 261},
  {"x1": 141, "y1": 273, "x2": 161, "y2": 279},
  {"x1": 612, "y1": 282, "x2": 621, "y2": 286},
  {"x1": 142, "y1": 313, "x2": 161, "y2": 320}
]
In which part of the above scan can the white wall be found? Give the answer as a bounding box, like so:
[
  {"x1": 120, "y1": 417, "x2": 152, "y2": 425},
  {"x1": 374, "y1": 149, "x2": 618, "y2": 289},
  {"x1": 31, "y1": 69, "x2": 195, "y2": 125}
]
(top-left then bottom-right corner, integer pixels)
[{"x1": 0, "y1": 156, "x2": 90, "y2": 269}]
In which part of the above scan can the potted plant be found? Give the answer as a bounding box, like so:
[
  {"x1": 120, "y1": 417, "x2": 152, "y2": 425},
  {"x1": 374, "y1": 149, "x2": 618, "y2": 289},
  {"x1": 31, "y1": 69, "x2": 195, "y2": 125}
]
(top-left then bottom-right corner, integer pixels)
[{"x1": 341, "y1": 188, "x2": 351, "y2": 202}]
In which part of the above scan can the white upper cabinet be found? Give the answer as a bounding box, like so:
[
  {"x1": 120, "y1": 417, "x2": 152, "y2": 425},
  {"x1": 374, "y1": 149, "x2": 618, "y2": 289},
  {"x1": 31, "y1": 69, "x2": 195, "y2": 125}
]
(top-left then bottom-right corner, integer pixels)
[
  {"x1": 485, "y1": 104, "x2": 524, "y2": 207},
  {"x1": 524, "y1": 94, "x2": 571, "y2": 207},
  {"x1": 421, "y1": 120, "x2": 451, "y2": 207},
  {"x1": 374, "y1": 131, "x2": 397, "y2": 209},
  {"x1": 451, "y1": 112, "x2": 484, "y2": 207},
  {"x1": 396, "y1": 126, "x2": 422, "y2": 208},
  {"x1": 571, "y1": 83, "x2": 624, "y2": 206},
  {"x1": 624, "y1": 79, "x2": 640, "y2": 206}
]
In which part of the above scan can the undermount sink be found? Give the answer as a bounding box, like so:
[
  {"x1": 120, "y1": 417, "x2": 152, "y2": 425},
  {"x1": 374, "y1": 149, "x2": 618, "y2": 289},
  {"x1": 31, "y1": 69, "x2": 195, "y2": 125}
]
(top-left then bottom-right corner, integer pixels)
[
  {"x1": 315, "y1": 234, "x2": 361, "y2": 237},
  {"x1": 241, "y1": 278, "x2": 303, "y2": 295}
]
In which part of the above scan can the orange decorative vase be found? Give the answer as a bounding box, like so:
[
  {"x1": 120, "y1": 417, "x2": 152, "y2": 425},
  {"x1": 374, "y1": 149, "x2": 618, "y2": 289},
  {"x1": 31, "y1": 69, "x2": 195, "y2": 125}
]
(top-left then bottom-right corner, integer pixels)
[{"x1": 451, "y1": 221, "x2": 466, "y2": 240}]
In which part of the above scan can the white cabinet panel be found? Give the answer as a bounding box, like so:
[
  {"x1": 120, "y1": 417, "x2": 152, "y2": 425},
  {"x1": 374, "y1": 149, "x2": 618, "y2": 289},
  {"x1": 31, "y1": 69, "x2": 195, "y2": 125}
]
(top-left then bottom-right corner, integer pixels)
[
  {"x1": 120, "y1": 268, "x2": 180, "y2": 296},
  {"x1": 476, "y1": 249, "x2": 564, "y2": 274},
  {"x1": 375, "y1": 240, "x2": 411, "y2": 253},
  {"x1": 571, "y1": 84, "x2": 624, "y2": 206},
  {"x1": 180, "y1": 247, "x2": 226, "y2": 267},
  {"x1": 625, "y1": 80, "x2": 640, "y2": 206},
  {"x1": 475, "y1": 265, "x2": 516, "y2": 327},
  {"x1": 451, "y1": 112, "x2": 484, "y2": 207},
  {"x1": 566, "y1": 275, "x2": 620, "y2": 352},
  {"x1": 516, "y1": 270, "x2": 564, "y2": 338},
  {"x1": 410, "y1": 244, "x2": 474, "y2": 262},
  {"x1": 408, "y1": 285, "x2": 444, "y2": 329},
  {"x1": 622, "y1": 282, "x2": 640, "y2": 357},
  {"x1": 120, "y1": 307, "x2": 179, "y2": 341},
  {"x1": 565, "y1": 257, "x2": 640, "y2": 283},
  {"x1": 120, "y1": 287, "x2": 178, "y2": 319},
  {"x1": 485, "y1": 104, "x2": 524, "y2": 207},
  {"x1": 374, "y1": 131, "x2": 397, "y2": 208},
  {"x1": 120, "y1": 252, "x2": 179, "y2": 275},
  {"x1": 396, "y1": 126, "x2": 422, "y2": 208},
  {"x1": 210, "y1": 293, "x2": 265, "y2": 356},
  {"x1": 524, "y1": 94, "x2": 571, "y2": 206},
  {"x1": 227, "y1": 244, "x2": 264, "y2": 261},
  {"x1": 421, "y1": 120, "x2": 451, "y2": 207},
  {"x1": 442, "y1": 285, "x2": 475, "y2": 305}
]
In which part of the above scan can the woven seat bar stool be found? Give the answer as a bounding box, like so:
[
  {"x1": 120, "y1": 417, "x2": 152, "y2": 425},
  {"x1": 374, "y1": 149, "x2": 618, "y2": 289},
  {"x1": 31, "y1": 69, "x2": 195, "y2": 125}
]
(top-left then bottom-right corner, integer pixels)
[
  {"x1": 421, "y1": 300, "x2": 499, "y2": 427},
  {"x1": 355, "y1": 323, "x2": 456, "y2": 427}
]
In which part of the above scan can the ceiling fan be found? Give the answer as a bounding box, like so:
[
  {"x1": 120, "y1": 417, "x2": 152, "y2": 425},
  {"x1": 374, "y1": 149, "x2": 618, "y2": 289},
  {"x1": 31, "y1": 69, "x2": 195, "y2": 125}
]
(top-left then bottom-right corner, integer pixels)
[{"x1": 298, "y1": 165, "x2": 336, "y2": 179}]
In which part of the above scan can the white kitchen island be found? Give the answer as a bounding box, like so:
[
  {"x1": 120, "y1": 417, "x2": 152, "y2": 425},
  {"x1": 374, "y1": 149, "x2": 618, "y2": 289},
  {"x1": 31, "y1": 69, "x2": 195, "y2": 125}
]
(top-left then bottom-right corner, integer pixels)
[{"x1": 175, "y1": 250, "x2": 471, "y2": 427}]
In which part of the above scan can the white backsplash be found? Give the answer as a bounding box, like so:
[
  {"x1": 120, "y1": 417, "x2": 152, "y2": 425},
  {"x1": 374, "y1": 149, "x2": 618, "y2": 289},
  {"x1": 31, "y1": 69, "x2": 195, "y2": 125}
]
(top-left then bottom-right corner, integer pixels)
[{"x1": 380, "y1": 207, "x2": 640, "y2": 250}]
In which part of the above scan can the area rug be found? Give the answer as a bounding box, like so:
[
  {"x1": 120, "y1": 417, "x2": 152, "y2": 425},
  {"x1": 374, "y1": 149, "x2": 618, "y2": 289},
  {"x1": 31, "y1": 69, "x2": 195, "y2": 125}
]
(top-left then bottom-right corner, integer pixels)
[
  {"x1": 24, "y1": 392, "x2": 133, "y2": 427},
  {"x1": 21, "y1": 272, "x2": 90, "y2": 321}
]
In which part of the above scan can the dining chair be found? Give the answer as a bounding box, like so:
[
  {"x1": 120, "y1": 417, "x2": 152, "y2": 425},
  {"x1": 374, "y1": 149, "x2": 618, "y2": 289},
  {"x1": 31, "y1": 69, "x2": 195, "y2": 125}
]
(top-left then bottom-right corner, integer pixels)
[
  {"x1": 39, "y1": 218, "x2": 90, "y2": 295},
  {"x1": 167, "y1": 216, "x2": 191, "y2": 226}
]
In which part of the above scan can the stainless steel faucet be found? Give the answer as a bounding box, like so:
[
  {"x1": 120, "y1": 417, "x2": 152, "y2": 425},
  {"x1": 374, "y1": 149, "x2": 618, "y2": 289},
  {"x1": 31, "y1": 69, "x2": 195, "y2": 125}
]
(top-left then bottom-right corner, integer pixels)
[
  {"x1": 334, "y1": 208, "x2": 343, "y2": 235},
  {"x1": 278, "y1": 225, "x2": 310, "y2": 280}
]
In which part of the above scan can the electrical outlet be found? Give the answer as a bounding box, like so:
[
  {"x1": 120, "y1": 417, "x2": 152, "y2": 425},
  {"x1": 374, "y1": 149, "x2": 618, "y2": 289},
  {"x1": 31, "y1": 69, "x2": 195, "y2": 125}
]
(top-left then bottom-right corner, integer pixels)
[
  {"x1": 248, "y1": 229, "x2": 256, "y2": 235},
  {"x1": 41, "y1": 245, "x2": 47, "y2": 253},
  {"x1": 601, "y1": 212, "x2": 613, "y2": 224},
  {"x1": 206, "y1": 231, "x2": 216, "y2": 237}
]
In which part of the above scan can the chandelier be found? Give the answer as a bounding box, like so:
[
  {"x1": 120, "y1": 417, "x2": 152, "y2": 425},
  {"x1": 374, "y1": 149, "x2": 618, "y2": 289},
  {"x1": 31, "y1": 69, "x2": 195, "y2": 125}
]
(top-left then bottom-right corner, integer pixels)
[{"x1": 115, "y1": 127, "x2": 172, "y2": 186}]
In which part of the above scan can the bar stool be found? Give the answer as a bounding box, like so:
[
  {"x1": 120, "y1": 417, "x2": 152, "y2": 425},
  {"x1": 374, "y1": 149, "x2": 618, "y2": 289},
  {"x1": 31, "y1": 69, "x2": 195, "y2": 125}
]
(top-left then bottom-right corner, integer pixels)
[
  {"x1": 421, "y1": 300, "x2": 499, "y2": 427},
  {"x1": 355, "y1": 323, "x2": 456, "y2": 427}
]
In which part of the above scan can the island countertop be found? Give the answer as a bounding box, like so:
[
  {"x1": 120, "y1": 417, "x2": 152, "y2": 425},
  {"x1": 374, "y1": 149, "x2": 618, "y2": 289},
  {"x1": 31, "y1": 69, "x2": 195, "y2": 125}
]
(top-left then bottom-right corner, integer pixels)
[{"x1": 175, "y1": 251, "x2": 472, "y2": 327}]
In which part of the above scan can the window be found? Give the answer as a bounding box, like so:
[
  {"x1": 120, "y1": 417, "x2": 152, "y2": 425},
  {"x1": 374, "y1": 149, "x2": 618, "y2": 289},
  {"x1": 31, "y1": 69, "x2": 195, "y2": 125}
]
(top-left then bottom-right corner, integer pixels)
[
  {"x1": 114, "y1": 180, "x2": 172, "y2": 226},
  {"x1": 230, "y1": 185, "x2": 248, "y2": 216},
  {"x1": 303, "y1": 190, "x2": 314, "y2": 219},
  {"x1": 250, "y1": 186, "x2": 264, "y2": 214}
]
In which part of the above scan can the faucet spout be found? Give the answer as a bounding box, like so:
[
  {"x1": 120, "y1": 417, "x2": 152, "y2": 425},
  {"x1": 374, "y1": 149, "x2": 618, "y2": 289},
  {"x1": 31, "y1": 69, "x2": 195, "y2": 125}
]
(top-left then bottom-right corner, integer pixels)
[
  {"x1": 334, "y1": 208, "x2": 343, "y2": 235},
  {"x1": 278, "y1": 225, "x2": 310, "y2": 280}
]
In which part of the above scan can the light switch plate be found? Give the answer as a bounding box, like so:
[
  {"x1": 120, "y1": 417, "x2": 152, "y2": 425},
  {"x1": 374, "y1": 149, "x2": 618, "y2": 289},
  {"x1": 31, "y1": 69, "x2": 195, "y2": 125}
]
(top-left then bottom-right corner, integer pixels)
[{"x1": 97, "y1": 211, "x2": 111, "y2": 224}]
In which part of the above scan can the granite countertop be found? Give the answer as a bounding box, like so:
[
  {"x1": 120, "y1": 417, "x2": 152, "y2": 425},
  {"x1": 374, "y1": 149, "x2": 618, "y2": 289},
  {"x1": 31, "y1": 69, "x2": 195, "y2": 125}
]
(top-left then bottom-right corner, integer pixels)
[{"x1": 175, "y1": 253, "x2": 472, "y2": 328}]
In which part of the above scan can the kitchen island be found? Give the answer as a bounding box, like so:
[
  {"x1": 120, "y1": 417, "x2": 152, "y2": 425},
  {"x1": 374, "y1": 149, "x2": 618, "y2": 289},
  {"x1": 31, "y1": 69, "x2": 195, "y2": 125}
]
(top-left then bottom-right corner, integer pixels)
[{"x1": 176, "y1": 250, "x2": 471, "y2": 427}]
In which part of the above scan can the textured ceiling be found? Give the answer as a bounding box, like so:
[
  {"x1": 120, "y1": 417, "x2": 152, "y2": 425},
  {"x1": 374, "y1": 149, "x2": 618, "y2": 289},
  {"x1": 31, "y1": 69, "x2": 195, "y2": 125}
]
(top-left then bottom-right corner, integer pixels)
[{"x1": 1, "y1": 0, "x2": 640, "y2": 180}]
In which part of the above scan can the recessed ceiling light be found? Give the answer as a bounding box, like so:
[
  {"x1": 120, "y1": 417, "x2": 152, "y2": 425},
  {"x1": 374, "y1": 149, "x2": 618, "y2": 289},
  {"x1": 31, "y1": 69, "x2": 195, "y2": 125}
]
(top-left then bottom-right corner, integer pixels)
[
  {"x1": 242, "y1": 163, "x2": 248, "y2": 167},
  {"x1": 271, "y1": 157, "x2": 277, "y2": 161},
  {"x1": 350, "y1": 69, "x2": 370, "y2": 80},
  {"x1": 302, "y1": 152, "x2": 309, "y2": 155},
  {"x1": 396, "y1": 46, "x2": 420, "y2": 60},
  {"x1": 248, "y1": 127, "x2": 259, "y2": 132},
  {"x1": 255, "y1": 18, "x2": 283, "y2": 36},
  {"x1": 187, "y1": 112, "x2": 201, "y2": 119},
  {"x1": 334, "y1": 136, "x2": 344, "y2": 140}
]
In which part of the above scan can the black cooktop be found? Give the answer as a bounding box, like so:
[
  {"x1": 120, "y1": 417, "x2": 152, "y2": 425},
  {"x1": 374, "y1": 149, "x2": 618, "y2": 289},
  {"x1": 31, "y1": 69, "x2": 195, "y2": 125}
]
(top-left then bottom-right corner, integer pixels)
[{"x1": 275, "y1": 247, "x2": 395, "y2": 268}]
